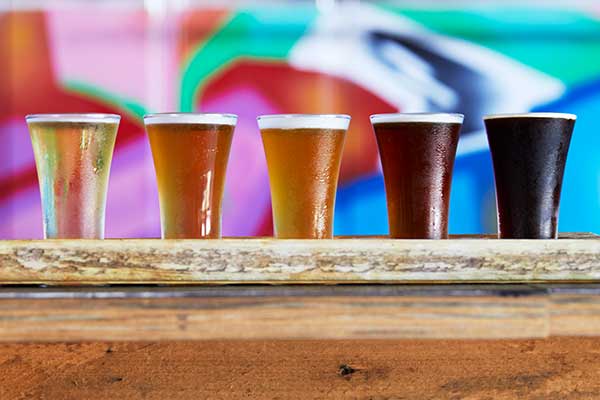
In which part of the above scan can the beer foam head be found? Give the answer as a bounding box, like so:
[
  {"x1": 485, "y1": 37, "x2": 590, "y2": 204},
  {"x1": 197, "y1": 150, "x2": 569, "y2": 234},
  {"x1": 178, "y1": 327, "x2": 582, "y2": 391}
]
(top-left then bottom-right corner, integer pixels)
[
  {"x1": 483, "y1": 112, "x2": 577, "y2": 121},
  {"x1": 26, "y1": 113, "x2": 121, "y2": 124},
  {"x1": 370, "y1": 113, "x2": 464, "y2": 125},
  {"x1": 257, "y1": 114, "x2": 351, "y2": 130},
  {"x1": 144, "y1": 113, "x2": 238, "y2": 126}
]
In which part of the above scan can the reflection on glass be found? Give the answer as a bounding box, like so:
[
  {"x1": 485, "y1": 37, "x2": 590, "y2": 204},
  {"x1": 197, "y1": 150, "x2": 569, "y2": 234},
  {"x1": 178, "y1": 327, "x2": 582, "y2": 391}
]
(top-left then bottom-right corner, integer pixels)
[
  {"x1": 371, "y1": 113, "x2": 463, "y2": 239},
  {"x1": 27, "y1": 114, "x2": 120, "y2": 239},
  {"x1": 484, "y1": 113, "x2": 575, "y2": 239},
  {"x1": 258, "y1": 114, "x2": 349, "y2": 239},
  {"x1": 145, "y1": 113, "x2": 236, "y2": 239}
]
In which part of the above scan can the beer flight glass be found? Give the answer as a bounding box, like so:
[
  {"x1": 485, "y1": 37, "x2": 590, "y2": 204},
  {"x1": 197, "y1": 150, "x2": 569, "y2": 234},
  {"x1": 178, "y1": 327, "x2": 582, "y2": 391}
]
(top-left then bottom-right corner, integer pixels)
[
  {"x1": 370, "y1": 113, "x2": 463, "y2": 239},
  {"x1": 484, "y1": 113, "x2": 576, "y2": 239},
  {"x1": 144, "y1": 113, "x2": 236, "y2": 239},
  {"x1": 26, "y1": 113, "x2": 120, "y2": 239},
  {"x1": 258, "y1": 114, "x2": 350, "y2": 239},
  {"x1": 25, "y1": 110, "x2": 575, "y2": 241}
]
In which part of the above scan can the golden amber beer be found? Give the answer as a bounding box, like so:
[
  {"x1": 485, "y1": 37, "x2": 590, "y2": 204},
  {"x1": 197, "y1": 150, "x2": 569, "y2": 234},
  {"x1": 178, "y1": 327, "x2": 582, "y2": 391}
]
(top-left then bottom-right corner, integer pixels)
[
  {"x1": 258, "y1": 114, "x2": 350, "y2": 239},
  {"x1": 144, "y1": 113, "x2": 236, "y2": 239},
  {"x1": 370, "y1": 113, "x2": 463, "y2": 239},
  {"x1": 26, "y1": 114, "x2": 120, "y2": 239}
]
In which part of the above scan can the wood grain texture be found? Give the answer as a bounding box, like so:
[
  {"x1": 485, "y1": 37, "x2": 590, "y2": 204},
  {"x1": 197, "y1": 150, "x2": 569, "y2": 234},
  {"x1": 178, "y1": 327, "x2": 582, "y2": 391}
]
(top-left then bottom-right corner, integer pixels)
[
  {"x1": 0, "y1": 233, "x2": 598, "y2": 285},
  {"x1": 1, "y1": 285, "x2": 599, "y2": 341},
  {"x1": 2, "y1": 338, "x2": 600, "y2": 399}
]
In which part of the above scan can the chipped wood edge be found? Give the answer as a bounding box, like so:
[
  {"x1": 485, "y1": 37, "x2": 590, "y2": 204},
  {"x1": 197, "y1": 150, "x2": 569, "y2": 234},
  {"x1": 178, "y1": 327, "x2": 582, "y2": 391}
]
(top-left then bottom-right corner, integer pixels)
[{"x1": 0, "y1": 235, "x2": 598, "y2": 285}]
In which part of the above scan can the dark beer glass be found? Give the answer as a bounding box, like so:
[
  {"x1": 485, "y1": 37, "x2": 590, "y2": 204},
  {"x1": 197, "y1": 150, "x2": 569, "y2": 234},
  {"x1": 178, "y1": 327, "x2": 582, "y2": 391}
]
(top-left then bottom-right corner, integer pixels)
[
  {"x1": 258, "y1": 114, "x2": 349, "y2": 239},
  {"x1": 370, "y1": 113, "x2": 463, "y2": 239},
  {"x1": 484, "y1": 113, "x2": 576, "y2": 239}
]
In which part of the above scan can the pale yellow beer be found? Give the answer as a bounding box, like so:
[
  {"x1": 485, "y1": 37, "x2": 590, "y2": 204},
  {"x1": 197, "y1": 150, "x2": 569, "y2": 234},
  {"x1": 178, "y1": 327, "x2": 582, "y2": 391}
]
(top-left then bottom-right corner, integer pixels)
[
  {"x1": 26, "y1": 114, "x2": 120, "y2": 239},
  {"x1": 258, "y1": 114, "x2": 350, "y2": 239}
]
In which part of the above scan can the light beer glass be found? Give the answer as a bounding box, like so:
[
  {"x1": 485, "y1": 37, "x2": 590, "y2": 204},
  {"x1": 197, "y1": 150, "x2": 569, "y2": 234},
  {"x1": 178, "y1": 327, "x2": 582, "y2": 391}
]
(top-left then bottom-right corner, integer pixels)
[
  {"x1": 144, "y1": 113, "x2": 236, "y2": 239},
  {"x1": 484, "y1": 113, "x2": 576, "y2": 239},
  {"x1": 258, "y1": 114, "x2": 350, "y2": 239},
  {"x1": 26, "y1": 113, "x2": 120, "y2": 239},
  {"x1": 370, "y1": 113, "x2": 463, "y2": 239}
]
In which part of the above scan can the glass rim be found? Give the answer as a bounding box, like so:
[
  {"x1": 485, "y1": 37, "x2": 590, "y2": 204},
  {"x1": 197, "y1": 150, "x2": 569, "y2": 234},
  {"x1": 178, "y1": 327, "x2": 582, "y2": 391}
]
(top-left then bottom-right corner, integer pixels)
[
  {"x1": 256, "y1": 113, "x2": 351, "y2": 120},
  {"x1": 25, "y1": 113, "x2": 121, "y2": 123},
  {"x1": 144, "y1": 112, "x2": 238, "y2": 125},
  {"x1": 370, "y1": 113, "x2": 464, "y2": 124},
  {"x1": 483, "y1": 112, "x2": 577, "y2": 121},
  {"x1": 257, "y1": 114, "x2": 351, "y2": 130}
]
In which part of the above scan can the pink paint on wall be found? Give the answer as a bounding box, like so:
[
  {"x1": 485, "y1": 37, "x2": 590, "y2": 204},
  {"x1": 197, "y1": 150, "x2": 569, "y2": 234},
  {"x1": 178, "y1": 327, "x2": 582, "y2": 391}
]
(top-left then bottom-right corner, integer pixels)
[
  {"x1": 200, "y1": 85, "x2": 275, "y2": 236},
  {"x1": 47, "y1": 9, "x2": 149, "y2": 104},
  {"x1": 0, "y1": 118, "x2": 35, "y2": 181}
]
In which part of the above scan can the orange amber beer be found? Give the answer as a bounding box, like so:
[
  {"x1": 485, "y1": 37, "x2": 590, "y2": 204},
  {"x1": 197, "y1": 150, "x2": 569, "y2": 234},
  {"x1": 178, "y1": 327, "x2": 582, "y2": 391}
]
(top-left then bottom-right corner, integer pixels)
[
  {"x1": 144, "y1": 113, "x2": 236, "y2": 239},
  {"x1": 371, "y1": 113, "x2": 463, "y2": 239},
  {"x1": 26, "y1": 114, "x2": 119, "y2": 239},
  {"x1": 258, "y1": 114, "x2": 350, "y2": 239}
]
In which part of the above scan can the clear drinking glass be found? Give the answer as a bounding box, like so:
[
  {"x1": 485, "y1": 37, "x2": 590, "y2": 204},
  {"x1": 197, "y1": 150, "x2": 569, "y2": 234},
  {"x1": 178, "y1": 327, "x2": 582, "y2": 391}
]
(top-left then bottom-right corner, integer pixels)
[
  {"x1": 26, "y1": 113, "x2": 120, "y2": 239},
  {"x1": 258, "y1": 114, "x2": 350, "y2": 239},
  {"x1": 144, "y1": 113, "x2": 237, "y2": 239},
  {"x1": 370, "y1": 113, "x2": 463, "y2": 239},
  {"x1": 484, "y1": 113, "x2": 576, "y2": 239}
]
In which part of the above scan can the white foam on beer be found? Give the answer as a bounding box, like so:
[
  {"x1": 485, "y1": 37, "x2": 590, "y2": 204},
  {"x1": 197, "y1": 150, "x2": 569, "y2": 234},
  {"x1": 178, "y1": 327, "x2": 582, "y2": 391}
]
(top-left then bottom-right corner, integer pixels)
[
  {"x1": 257, "y1": 114, "x2": 351, "y2": 130},
  {"x1": 370, "y1": 113, "x2": 464, "y2": 125},
  {"x1": 144, "y1": 113, "x2": 238, "y2": 126},
  {"x1": 483, "y1": 113, "x2": 576, "y2": 121},
  {"x1": 25, "y1": 114, "x2": 121, "y2": 124}
]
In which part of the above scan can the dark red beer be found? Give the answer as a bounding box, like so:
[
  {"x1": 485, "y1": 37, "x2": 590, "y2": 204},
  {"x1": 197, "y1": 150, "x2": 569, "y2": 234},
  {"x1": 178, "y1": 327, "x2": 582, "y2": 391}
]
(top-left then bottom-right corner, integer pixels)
[
  {"x1": 371, "y1": 113, "x2": 463, "y2": 239},
  {"x1": 484, "y1": 113, "x2": 575, "y2": 239}
]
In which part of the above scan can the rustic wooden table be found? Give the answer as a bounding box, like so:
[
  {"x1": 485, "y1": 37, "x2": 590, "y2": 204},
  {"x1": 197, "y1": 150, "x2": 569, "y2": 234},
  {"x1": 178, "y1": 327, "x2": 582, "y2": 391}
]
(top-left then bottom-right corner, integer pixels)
[
  {"x1": 1, "y1": 235, "x2": 599, "y2": 399},
  {"x1": 2, "y1": 284, "x2": 600, "y2": 399}
]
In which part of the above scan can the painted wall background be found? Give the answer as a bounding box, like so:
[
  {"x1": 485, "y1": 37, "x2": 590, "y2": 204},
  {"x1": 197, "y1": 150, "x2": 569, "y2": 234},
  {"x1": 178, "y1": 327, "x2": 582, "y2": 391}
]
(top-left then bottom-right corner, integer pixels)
[{"x1": 1, "y1": 1, "x2": 599, "y2": 238}]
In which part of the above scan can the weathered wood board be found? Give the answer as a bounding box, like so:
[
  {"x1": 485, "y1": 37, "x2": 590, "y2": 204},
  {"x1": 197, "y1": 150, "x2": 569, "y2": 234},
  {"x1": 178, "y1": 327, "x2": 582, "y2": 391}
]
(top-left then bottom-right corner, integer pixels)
[
  {"x1": 3, "y1": 338, "x2": 600, "y2": 400},
  {"x1": 3, "y1": 285, "x2": 600, "y2": 398},
  {"x1": 0, "y1": 234, "x2": 597, "y2": 284},
  {"x1": 1, "y1": 285, "x2": 600, "y2": 342}
]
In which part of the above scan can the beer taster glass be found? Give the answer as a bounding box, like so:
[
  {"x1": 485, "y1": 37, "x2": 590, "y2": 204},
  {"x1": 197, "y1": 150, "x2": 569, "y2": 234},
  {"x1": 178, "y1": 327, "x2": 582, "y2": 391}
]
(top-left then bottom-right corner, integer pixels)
[
  {"x1": 26, "y1": 113, "x2": 120, "y2": 239},
  {"x1": 484, "y1": 113, "x2": 576, "y2": 239},
  {"x1": 145, "y1": 113, "x2": 236, "y2": 239},
  {"x1": 258, "y1": 114, "x2": 350, "y2": 239},
  {"x1": 370, "y1": 113, "x2": 463, "y2": 239}
]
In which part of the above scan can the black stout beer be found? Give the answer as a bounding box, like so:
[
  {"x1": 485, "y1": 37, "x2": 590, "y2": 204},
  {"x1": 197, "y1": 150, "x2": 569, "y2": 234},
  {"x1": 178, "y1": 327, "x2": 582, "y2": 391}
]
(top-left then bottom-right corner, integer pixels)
[
  {"x1": 370, "y1": 113, "x2": 463, "y2": 239},
  {"x1": 484, "y1": 113, "x2": 576, "y2": 239}
]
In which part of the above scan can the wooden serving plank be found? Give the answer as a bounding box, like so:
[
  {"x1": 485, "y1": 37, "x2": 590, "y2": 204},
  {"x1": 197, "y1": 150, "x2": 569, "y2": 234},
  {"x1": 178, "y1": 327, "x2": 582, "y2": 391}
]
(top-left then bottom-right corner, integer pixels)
[
  {"x1": 0, "y1": 284, "x2": 599, "y2": 341},
  {"x1": 0, "y1": 233, "x2": 597, "y2": 285}
]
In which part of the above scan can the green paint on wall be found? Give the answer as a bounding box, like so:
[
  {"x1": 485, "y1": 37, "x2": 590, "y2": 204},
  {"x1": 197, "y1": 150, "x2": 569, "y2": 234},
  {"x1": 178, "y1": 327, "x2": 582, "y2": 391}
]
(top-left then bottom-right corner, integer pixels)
[
  {"x1": 64, "y1": 81, "x2": 148, "y2": 122},
  {"x1": 379, "y1": 6, "x2": 600, "y2": 84},
  {"x1": 180, "y1": 5, "x2": 317, "y2": 111}
]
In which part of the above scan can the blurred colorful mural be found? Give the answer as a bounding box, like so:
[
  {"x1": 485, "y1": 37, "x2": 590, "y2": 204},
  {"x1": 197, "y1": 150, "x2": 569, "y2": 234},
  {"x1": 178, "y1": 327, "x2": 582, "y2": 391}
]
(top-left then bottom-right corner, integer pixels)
[{"x1": 1, "y1": 1, "x2": 599, "y2": 238}]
